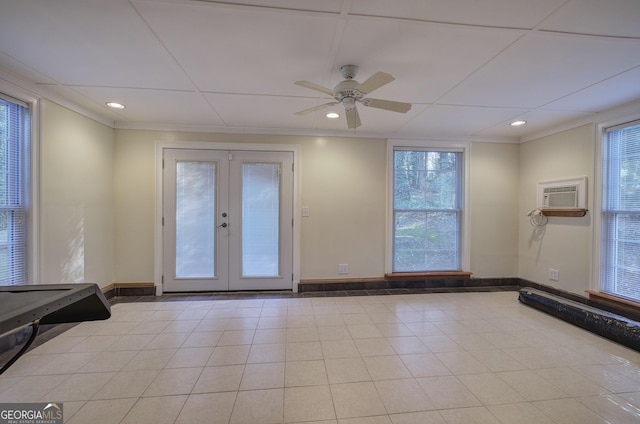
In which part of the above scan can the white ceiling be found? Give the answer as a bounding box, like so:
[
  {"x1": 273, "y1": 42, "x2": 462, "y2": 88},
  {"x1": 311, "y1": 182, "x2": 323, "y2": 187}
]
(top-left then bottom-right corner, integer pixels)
[{"x1": 1, "y1": 0, "x2": 639, "y2": 141}]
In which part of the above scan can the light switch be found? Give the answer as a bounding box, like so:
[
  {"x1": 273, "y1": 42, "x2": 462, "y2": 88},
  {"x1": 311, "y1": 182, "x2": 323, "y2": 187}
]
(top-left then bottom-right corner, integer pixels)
[{"x1": 302, "y1": 206, "x2": 310, "y2": 217}]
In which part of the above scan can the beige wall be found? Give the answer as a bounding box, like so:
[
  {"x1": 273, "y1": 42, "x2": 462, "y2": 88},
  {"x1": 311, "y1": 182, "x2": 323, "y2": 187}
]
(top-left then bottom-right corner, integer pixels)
[
  {"x1": 469, "y1": 142, "x2": 520, "y2": 277},
  {"x1": 518, "y1": 124, "x2": 594, "y2": 295},
  {"x1": 113, "y1": 130, "x2": 387, "y2": 282},
  {"x1": 113, "y1": 130, "x2": 521, "y2": 285},
  {"x1": 298, "y1": 136, "x2": 387, "y2": 279},
  {"x1": 39, "y1": 100, "x2": 115, "y2": 288},
  {"x1": 36, "y1": 101, "x2": 580, "y2": 291}
]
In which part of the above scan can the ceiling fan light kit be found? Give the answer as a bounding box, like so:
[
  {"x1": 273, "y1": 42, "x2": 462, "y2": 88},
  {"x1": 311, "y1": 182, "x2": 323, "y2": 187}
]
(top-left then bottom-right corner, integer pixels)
[{"x1": 295, "y1": 65, "x2": 412, "y2": 129}]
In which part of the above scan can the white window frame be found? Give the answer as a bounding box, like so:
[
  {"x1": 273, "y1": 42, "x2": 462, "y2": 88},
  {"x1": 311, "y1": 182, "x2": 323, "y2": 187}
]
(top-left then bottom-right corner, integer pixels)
[
  {"x1": 386, "y1": 139, "x2": 470, "y2": 274},
  {"x1": 593, "y1": 116, "x2": 640, "y2": 299},
  {"x1": 0, "y1": 82, "x2": 40, "y2": 285}
]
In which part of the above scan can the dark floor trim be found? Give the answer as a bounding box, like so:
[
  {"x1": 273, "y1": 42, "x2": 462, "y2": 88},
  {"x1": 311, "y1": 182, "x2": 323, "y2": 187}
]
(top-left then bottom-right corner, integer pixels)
[
  {"x1": 298, "y1": 277, "x2": 520, "y2": 292},
  {"x1": 103, "y1": 277, "x2": 520, "y2": 297},
  {"x1": 109, "y1": 284, "x2": 521, "y2": 304},
  {"x1": 102, "y1": 285, "x2": 155, "y2": 300}
]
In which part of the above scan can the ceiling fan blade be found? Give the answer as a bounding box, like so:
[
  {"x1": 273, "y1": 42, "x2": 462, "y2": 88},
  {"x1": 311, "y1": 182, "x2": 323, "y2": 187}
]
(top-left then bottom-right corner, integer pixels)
[
  {"x1": 361, "y1": 98, "x2": 412, "y2": 113},
  {"x1": 294, "y1": 102, "x2": 336, "y2": 116},
  {"x1": 355, "y1": 71, "x2": 395, "y2": 95},
  {"x1": 294, "y1": 80, "x2": 335, "y2": 95},
  {"x1": 346, "y1": 108, "x2": 361, "y2": 129}
]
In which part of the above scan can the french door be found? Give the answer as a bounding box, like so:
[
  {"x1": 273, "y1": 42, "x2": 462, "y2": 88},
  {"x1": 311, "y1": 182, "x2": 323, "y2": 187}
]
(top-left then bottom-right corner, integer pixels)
[{"x1": 162, "y1": 148, "x2": 293, "y2": 291}]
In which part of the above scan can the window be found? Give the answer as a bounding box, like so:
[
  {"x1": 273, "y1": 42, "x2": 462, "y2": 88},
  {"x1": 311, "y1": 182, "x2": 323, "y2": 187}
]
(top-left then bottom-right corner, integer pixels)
[
  {"x1": 0, "y1": 95, "x2": 30, "y2": 285},
  {"x1": 392, "y1": 148, "x2": 463, "y2": 272},
  {"x1": 601, "y1": 120, "x2": 640, "y2": 301}
]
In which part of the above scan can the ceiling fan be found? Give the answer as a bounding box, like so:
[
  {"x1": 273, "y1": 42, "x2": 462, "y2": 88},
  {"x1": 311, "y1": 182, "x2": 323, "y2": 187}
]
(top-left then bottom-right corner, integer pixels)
[{"x1": 294, "y1": 65, "x2": 412, "y2": 129}]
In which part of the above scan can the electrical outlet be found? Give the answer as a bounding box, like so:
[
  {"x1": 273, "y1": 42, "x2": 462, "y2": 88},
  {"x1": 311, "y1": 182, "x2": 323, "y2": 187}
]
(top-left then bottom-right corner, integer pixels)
[
  {"x1": 548, "y1": 268, "x2": 559, "y2": 281},
  {"x1": 338, "y1": 264, "x2": 349, "y2": 274}
]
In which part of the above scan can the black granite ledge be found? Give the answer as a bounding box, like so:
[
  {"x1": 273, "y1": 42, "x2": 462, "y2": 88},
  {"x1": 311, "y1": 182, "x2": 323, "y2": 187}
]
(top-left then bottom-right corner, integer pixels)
[
  {"x1": 106, "y1": 284, "x2": 520, "y2": 303},
  {"x1": 519, "y1": 287, "x2": 640, "y2": 352},
  {"x1": 100, "y1": 277, "x2": 521, "y2": 297},
  {"x1": 102, "y1": 285, "x2": 155, "y2": 300},
  {"x1": 299, "y1": 277, "x2": 520, "y2": 292},
  {"x1": 520, "y1": 279, "x2": 640, "y2": 323}
]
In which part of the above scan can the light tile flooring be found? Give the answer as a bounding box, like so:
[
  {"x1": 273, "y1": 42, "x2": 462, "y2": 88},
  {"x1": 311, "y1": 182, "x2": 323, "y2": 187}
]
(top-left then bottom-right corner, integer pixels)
[{"x1": 1, "y1": 291, "x2": 640, "y2": 423}]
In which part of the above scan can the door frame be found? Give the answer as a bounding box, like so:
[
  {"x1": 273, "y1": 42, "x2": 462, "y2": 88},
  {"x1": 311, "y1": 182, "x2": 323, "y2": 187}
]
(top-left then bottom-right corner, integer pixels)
[{"x1": 154, "y1": 141, "x2": 301, "y2": 295}]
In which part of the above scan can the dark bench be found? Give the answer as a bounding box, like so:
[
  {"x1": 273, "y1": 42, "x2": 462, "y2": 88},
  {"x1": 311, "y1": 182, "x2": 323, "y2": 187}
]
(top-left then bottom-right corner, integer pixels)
[{"x1": 518, "y1": 287, "x2": 640, "y2": 352}]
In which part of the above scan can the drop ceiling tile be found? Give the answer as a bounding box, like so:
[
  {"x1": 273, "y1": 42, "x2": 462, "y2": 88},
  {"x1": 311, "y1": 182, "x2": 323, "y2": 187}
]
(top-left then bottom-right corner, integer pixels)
[
  {"x1": 543, "y1": 66, "x2": 640, "y2": 112},
  {"x1": 439, "y1": 32, "x2": 640, "y2": 109},
  {"x1": 398, "y1": 105, "x2": 529, "y2": 139},
  {"x1": 136, "y1": 1, "x2": 339, "y2": 94},
  {"x1": 73, "y1": 87, "x2": 225, "y2": 127},
  {"x1": 36, "y1": 84, "x2": 122, "y2": 123},
  {"x1": 205, "y1": 93, "x2": 326, "y2": 129},
  {"x1": 0, "y1": 52, "x2": 58, "y2": 86},
  {"x1": 0, "y1": 0, "x2": 192, "y2": 89},
  {"x1": 477, "y1": 108, "x2": 596, "y2": 140},
  {"x1": 539, "y1": 0, "x2": 640, "y2": 38},
  {"x1": 184, "y1": 0, "x2": 344, "y2": 13},
  {"x1": 333, "y1": 16, "x2": 523, "y2": 103},
  {"x1": 348, "y1": 0, "x2": 566, "y2": 29}
]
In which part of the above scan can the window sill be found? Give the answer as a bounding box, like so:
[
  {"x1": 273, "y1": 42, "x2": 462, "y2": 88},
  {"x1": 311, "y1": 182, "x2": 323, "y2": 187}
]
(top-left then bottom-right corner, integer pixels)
[
  {"x1": 385, "y1": 271, "x2": 472, "y2": 280},
  {"x1": 586, "y1": 290, "x2": 640, "y2": 315},
  {"x1": 540, "y1": 208, "x2": 588, "y2": 217}
]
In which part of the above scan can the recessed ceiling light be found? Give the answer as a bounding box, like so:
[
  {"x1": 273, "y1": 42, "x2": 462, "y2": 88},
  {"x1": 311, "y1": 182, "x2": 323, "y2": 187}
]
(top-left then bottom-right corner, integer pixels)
[
  {"x1": 326, "y1": 112, "x2": 340, "y2": 119},
  {"x1": 106, "y1": 102, "x2": 125, "y2": 109},
  {"x1": 510, "y1": 120, "x2": 527, "y2": 127}
]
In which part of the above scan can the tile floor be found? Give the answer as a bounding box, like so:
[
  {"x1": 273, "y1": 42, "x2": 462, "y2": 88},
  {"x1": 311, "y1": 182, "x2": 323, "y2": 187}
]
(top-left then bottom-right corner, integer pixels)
[{"x1": 1, "y1": 291, "x2": 640, "y2": 423}]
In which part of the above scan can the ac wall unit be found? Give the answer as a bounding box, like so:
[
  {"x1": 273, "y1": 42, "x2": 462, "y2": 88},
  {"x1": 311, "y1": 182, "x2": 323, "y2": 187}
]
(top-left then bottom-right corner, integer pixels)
[
  {"x1": 537, "y1": 177, "x2": 587, "y2": 209},
  {"x1": 543, "y1": 185, "x2": 578, "y2": 208}
]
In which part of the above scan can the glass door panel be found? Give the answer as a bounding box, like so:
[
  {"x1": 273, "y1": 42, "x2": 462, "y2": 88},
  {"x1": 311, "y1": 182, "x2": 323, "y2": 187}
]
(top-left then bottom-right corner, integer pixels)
[
  {"x1": 242, "y1": 163, "x2": 280, "y2": 277},
  {"x1": 229, "y1": 151, "x2": 293, "y2": 290},
  {"x1": 175, "y1": 161, "x2": 216, "y2": 278}
]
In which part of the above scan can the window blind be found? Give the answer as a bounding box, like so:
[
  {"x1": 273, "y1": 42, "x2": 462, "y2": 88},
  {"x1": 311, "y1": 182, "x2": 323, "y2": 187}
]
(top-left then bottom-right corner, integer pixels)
[
  {"x1": 0, "y1": 97, "x2": 29, "y2": 286},
  {"x1": 601, "y1": 120, "x2": 640, "y2": 301}
]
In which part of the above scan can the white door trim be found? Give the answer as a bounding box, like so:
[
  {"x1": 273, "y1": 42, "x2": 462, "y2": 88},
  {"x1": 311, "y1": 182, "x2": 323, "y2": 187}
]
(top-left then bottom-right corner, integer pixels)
[{"x1": 154, "y1": 141, "x2": 301, "y2": 295}]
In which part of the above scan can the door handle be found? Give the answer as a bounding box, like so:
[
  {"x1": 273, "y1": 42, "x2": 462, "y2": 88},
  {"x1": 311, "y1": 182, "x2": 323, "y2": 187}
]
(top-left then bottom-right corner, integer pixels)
[{"x1": 217, "y1": 222, "x2": 228, "y2": 228}]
